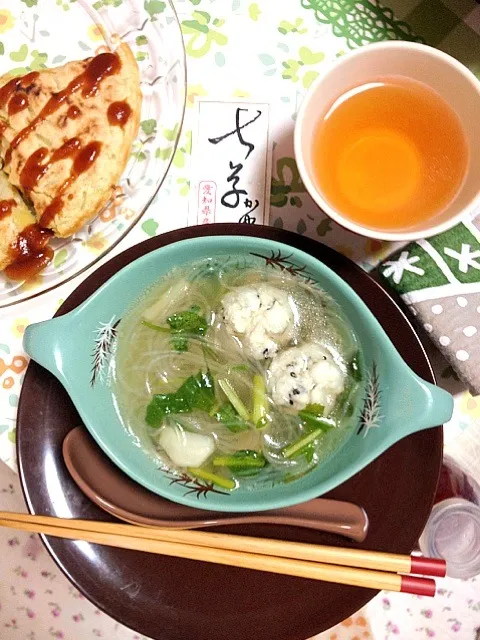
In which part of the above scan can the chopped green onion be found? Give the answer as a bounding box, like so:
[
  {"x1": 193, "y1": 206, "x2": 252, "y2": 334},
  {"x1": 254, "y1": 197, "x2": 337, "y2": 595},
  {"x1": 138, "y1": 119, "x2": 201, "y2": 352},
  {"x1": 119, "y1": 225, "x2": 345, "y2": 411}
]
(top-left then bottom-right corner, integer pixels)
[
  {"x1": 187, "y1": 467, "x2": 236, "y2": 490},
  {"x1": 347, "y1": 352, "x2": 362, "y2": 382},
  {"x1": 252, "y1": 374, "x2": 268, "y2": 426},
  {"x1": 213, "y1": 450, "x2": 265, "y2": 470},
  {"x1": 298, "y1": 404, "x2": 334, "y2": 433},
  {"x1": 229, "y1": 364, "x2": 250, "y2": 373},
  {"x1": 282, "y1": 427, "x2": 323, "y2": 459},
  {"x1": 256, "y1": 414, "x2": 272, "y2": 430},
  {"x1": 333, "y1": 384, "x2": 354, "y2": 419},
  {"x1": 345, "y1": 402, "x2": 355, "y2": 418},
  {"x1": 218, "y1": 378, "x2": 251, "y2": 422},
  {"x1": 283, "y1": 467, "x2": 312, "y2": 484},
  {"x1": 208, "y1": 402, "x2": 221, "y2": 417},
  {"x1": 202, "y1": 343, "x2": 221, "y2": 362},
  {"x1": 301, "y1": 403, "x2": 324, "y2": 417},
  {"x1": 141, "y1": 320, "x2": 170, "y2": 333}
]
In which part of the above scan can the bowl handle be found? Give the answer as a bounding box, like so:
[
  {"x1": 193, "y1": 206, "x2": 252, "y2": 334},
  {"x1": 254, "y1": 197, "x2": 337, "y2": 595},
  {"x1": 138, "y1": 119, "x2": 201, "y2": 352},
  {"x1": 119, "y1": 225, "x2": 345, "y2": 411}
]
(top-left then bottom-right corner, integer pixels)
[
  {"x1": 23, "y1": 318, "x2": 67, "y2": 380},
  {"x1": 391, "y1": 374, "x2": 453, "y2": 441}
]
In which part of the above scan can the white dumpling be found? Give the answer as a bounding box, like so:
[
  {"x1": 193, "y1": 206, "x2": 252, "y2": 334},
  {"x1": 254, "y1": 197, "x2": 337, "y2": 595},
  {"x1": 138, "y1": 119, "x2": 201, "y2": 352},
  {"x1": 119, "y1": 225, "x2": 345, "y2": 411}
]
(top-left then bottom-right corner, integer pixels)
[
  {"x1": 268, "y1": 343, "x2": 345, "y2": 413},
  {"x1": 221, "y1": 284, "x2": 295, "y2": 359},
  {"x1": 158, "y1": 426, "x2": 215, "y2": 468}
]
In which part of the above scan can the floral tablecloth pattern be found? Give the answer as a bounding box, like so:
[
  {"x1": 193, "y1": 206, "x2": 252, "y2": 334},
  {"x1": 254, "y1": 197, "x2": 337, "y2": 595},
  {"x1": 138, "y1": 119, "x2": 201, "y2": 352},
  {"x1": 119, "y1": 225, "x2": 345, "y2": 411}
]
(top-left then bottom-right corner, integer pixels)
[
  {"x1": 1, "y1": 461, "x2": 480, "y2": 640},
  {"x1": 0, "y1": 0, "x2": 480, "y2": 639}
]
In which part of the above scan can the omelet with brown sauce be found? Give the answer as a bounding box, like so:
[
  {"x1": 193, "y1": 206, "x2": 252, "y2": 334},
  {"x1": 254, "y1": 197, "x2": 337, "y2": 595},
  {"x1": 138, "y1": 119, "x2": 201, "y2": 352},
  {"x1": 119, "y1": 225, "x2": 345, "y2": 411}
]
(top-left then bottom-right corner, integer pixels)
[
  {"x1": 0, "y1": 171, "x2": 36, "y2": 270},
  {"x1": 0, "y1": 42, "x2": 141, "y2": 275}
]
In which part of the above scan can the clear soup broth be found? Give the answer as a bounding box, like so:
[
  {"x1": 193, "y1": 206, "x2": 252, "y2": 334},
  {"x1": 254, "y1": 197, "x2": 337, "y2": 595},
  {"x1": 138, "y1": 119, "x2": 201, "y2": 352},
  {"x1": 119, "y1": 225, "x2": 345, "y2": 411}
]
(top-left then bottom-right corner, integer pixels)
[{"x1": 112, "y1": 257, "x2": 363, "y2": 492}]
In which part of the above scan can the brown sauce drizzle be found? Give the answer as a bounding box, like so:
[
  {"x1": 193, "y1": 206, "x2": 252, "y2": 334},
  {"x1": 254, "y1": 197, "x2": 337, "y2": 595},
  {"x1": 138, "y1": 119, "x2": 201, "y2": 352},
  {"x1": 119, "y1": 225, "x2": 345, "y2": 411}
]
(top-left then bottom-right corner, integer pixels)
[
  {"x1": 0, "y1": 199, "x2": 16, "y2": 221},
  {"x1": 8, "y1": 92, "x2": 28, "y2": 116},
  {"x1": 51, "y1": 137, "x2": 82, "y2": 162},
  {"x1": 5, "y1": 52, "x2": 120, "y2": 166},
  {"x1": 7, "y1": 137, "x2": 102, "y2": 279},
  {"x1": 0, "y1": 71, "x2": 39, "y2": 111},
  {"x1": 20, "y1": 138, "x2": 81, "y2": 195},
  {"x1": 40, "y1": 140, "x2": 102, "y2": 227},
  {"x1": 83, "y1": 52, "x2": 120, "y2": 98},
  {"x1": 67, "y1": 105, "x2": 81, "y2": 119},
  {"x1": 107, "y1": 101, "x2": 131, "y2": 127},
  {"x1": 19, "y1": 148, "x2": 49, "y2": 194},
  {"x1": 5, "y1": 224, "x2": 54, "y2": 281}
]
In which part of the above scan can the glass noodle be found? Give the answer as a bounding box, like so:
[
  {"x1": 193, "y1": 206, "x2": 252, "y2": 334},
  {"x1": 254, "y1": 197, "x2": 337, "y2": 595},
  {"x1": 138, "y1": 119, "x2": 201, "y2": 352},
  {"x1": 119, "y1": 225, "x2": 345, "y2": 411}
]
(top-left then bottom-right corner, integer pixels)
[{"x1": 112, "y1": 257, "x2": 363, "y2": 491}]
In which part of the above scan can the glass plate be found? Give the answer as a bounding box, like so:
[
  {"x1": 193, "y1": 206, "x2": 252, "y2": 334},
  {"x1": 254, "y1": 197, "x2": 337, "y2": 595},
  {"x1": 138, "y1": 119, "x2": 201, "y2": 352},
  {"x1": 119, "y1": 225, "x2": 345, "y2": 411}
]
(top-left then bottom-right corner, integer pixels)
[{"x1": 0, "y1": 0, "x2": 186, "y2": 308}]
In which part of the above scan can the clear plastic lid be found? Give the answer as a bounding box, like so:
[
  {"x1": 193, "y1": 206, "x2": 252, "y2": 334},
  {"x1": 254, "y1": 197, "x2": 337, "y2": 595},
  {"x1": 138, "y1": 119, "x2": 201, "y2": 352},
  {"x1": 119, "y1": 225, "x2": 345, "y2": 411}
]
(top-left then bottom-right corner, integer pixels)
[{"x1": 419, "y1": 498, "x2": 480, "y2": 579}]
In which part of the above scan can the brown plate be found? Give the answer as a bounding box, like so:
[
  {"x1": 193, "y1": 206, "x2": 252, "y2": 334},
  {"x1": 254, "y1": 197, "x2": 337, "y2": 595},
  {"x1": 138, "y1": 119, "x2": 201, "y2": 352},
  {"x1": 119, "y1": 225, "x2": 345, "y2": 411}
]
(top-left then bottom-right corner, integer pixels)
[{"x1": 17, "y1": 224, "x2": 442, "y2": 640}]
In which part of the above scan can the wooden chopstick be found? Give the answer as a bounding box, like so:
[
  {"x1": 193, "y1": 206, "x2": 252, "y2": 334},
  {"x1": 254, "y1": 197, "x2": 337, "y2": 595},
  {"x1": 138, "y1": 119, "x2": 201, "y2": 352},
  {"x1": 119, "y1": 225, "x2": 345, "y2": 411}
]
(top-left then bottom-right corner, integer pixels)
[
  {"x1": 0, "y1": 511, "x2": 445, "y2": 577},
  {"x1": 0, "y1": 512, "x2": 438, "y2": 596}
]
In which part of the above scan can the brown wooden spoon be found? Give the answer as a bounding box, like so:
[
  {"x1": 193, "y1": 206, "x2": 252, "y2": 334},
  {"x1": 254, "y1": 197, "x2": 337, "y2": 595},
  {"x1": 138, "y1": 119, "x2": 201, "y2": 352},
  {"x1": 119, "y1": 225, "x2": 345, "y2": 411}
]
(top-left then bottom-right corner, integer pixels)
[{"x1": 63, "y1": 427, "x2": 369, "y2": 542}]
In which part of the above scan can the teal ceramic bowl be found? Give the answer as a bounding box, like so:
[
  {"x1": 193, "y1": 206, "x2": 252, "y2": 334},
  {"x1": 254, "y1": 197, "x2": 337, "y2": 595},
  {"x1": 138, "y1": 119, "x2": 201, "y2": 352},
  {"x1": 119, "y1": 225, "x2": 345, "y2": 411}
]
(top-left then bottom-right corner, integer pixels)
[{"x1": 24, "y1": 229, "x2": 453, "y2": 512}]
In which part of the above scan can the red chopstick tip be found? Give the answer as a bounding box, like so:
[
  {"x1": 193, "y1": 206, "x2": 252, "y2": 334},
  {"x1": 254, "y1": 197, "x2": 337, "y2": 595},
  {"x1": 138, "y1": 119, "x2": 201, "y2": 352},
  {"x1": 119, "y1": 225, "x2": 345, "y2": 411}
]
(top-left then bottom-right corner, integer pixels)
[
  {"x1": 410, "y1": 556, "x2": 447, "y2": 578},
  {"x1": 400, "y1": 575, "x2": 436, "y2": 597}
]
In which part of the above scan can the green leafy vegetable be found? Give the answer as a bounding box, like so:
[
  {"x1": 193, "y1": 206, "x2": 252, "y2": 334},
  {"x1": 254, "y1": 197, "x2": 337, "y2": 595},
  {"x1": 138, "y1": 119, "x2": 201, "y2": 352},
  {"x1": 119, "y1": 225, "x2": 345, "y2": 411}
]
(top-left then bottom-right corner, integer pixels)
[
  {"x1": 218, "y1": 378, "x2": 251, "y2": 421},
  {"x1": 166, "y1": 306, "x2": 208, "y2": 352},
  {"x1": 180, "y1": 370, "x2": 215, "y2": 412},
  {"x1": 146, "y1": 370, "x2": 215, "y2": 426},
  {"x1": 142, "y1": 306, "x2": 209, "y2": 352},
  {"x1": 214, "y1": 403, "x2": 249, "y2": 432},
  {"x1": 172, "y1": 335, "x2": 189, "y2": 352},
  {"x1": 213, "y1": 450, "x2": 266, "y2": 470},
  {"x1": 298, "y1": 404, "x2": 335, "y2": 432},
  {"x1": 187, "y1": 467, "x2": 236, "y2": 490},
  {"x1": 167, "y1": 306, "x2": 208, "y2": 335},
  {"x1": 146, "y1": 394, "x2": 191, "y2": 425},
  {"x1": 282, "y1": 427, "x2": 324, "y2": 459}
]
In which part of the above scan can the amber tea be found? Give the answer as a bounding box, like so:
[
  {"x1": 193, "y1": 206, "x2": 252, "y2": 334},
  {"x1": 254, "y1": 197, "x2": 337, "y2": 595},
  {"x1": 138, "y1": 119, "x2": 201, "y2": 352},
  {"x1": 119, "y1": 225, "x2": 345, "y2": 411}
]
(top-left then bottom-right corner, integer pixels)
[{"x1": 311, "y1": 76, "x2": 469, "y2": 232}]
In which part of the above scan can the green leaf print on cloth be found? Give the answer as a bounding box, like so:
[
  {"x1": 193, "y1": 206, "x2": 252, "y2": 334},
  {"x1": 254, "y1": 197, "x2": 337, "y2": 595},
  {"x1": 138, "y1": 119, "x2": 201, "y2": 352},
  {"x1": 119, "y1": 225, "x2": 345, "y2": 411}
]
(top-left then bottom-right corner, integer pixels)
[
  {"x1": 181, "y1": 11, "x2": 228, "y2": 58},
  {"x1": 270, "y1": 157, "x2": 306, "y2": 208},
  {"x1": 381, "y1": 221, "x2": 480, "y2": 297},
  {"x1": 248, "y1": 3, "x2": 261, "y2": 21},
  {"x1": 144, "y1": 0, "x2": 166, "y2": 20},
  {"x1": 300, "y1": 0, "x2": 424, "y2": 49},
  {"x1": 379, "y1": 219, "x2": 480, "y2": 396},
  {"x1": 278, "y1": 18, "x2": 308, "y2": 35},
  {"x1": 282, "y1": 47, "x2": 324, "y2": 87},
  {"x1": 428, "y1": 225, "x2": 480, "y2": 285},
  {"x1": 8, "y1": 47, "x2": 48, "y2": 76},
  {"x1": 382, "y1": 244, "x2": 450, "y2": 295}
]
